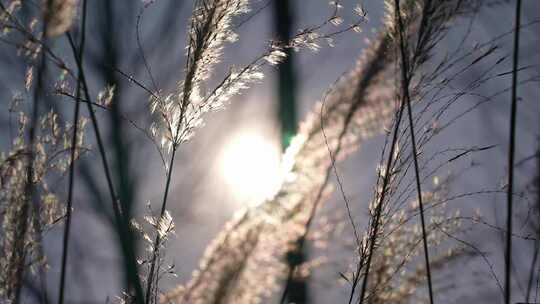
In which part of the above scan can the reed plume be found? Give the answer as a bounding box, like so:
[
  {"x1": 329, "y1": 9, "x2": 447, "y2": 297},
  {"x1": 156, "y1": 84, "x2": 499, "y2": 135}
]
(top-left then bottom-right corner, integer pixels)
[
  {"x1": 44, "y1": 0, "x2": 77, "y2": 37},
  {"x1": 160, "y1": 0, "x2": 514, "y2": 303},
  {"x1": 146, "y1": 1, "x2": 366, "y2": 302},
  {"x1": 161, "y1": 14, "x2": 396, "y2": 304},
  {"x1": 0, "y1": 105, "x2": 87, "y2": 302}
]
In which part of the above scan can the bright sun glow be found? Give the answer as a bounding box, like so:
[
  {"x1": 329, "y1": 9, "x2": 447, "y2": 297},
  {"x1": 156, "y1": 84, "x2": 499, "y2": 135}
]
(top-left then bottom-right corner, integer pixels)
[{"x1": 220, "y1": 131, "x2": 282, "y2": 204}]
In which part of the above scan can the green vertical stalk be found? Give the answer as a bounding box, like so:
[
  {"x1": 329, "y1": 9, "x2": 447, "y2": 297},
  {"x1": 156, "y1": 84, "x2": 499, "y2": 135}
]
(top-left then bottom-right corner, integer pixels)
[
  {"x1": 273, "y1": 0, "x2": 305, "y2": 303},
  {"x1": 275, "y1": 0, "x2": 298, "y2": 151}
]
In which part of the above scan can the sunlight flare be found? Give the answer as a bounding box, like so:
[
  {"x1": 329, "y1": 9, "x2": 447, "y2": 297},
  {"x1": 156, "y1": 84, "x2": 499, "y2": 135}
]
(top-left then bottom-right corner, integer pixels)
[{"x1": 220, "y1": 131, "x2": 282, "y2": 204}]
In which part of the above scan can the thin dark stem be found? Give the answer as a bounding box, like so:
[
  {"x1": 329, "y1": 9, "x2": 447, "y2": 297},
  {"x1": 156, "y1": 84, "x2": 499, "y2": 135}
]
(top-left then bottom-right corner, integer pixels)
[
  {"x1": 66, "y1": 31, "x2": 145, "y2": 304},
  {"x1": 143, "y1": 3, "x2": 220, "y2": 300},
  {"x1": 394, "y1": 0, "x2": 434, "y2": 302},
  {"x1": 58, "y1": 1, "x2": 87, "y2": 303},
  {"x1": 57, "y1": 86, "x2": 80, "y2": 303},
  {"x1": 280, "y1": 34, "x2": 390, "y2": 304},
  {"x1": 65, "y1": 32, "x2": 121, "y2": 244},
  {"x1": 142, "y1": 1, "x2": 210, "y2": 296},
  {"x1": 145, "y1": 148, "x2": 177, "y2": 304},
  {"x1": 136, "y1": 8, "x2": 159, "y2": 94},
  {"x1": 358, "y1": 78, "x2": 406, "y2": 304},
  {"x1": 108, "y1": 65, "x2": 160, "y2": 100},
  {"x1": 505, "y1": 1, "x2": 522, "y2": 303}
]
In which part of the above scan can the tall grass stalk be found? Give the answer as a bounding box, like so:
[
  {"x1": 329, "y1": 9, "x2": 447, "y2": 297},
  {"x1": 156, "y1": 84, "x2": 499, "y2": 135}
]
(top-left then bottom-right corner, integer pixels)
[
  {"x1": 144, "y1": 1, "x2": 260, "y2": 300},
  {"x1": 145, "y1": 149, "x2": 176, "y2": 304},
  {"x1": 66, "y1": 30, "x2": 145, "y2": 304},
  {"x1": 58, "y1": 1, "x2": 86, "y2": 303},
  {"x1": 393, "y1": 0, "x2": 434, "y2": 302},
  {"x1": 9, "y1": 5, "x2": 50, "y2": 302},
  {"x1": 505, "y1": 0, "x2": 522, "y2": 303},
  {"x1": 356, "y1": 0, "x2": 481, "y2": 302},
  {"x1": 1, "y1": 1, "x2": 535, "y2": 302},
  {"x1": 357, "y1": 57, "x2": 406, "y2": 304}
]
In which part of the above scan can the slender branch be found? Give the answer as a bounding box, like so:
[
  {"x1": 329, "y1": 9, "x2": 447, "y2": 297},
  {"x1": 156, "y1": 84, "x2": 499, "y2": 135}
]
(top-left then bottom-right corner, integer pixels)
[
  {"x1": 505, "y1": 0, "x2": 522, "y2": 303},
  {"x1": 108, "y1": 65, "x2": 160, "y2": 100},
  {"x1": 142, "y1": 2, "x2": 224, "y2": 299},
  {"x1": 66, "y1": 32, "x2": 122, "y2": 231},
  {"x1": 358, "y1": 69, "x2": 407, "y2": 304},
  {"x1": 145, "y1": 148, "x2": 177, "y2": 304},
  {"x1": 66, "y1": 30, "x2": 145, "y2": 304},
  {"x1": 58, "y1": 1, "x2": 87, "y2": 303},
  {"x1": 394, "y1": 0, "x2": 434, "y2": 302},
  {"x1": 56, "y1": 90, "x2": 168, "y2": 170},
  {"x1": 143, "y1": 4, "x2": 224, "y2": 299},
  {"x1": 136, "y1": 7, "x2": 159, "y2": 94}
]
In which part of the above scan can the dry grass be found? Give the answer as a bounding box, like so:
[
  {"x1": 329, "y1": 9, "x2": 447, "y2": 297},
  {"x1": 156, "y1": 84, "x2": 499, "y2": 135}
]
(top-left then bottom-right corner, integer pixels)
[{"x1": 0, "y1": 0, "x2": 537, "y2": 303}]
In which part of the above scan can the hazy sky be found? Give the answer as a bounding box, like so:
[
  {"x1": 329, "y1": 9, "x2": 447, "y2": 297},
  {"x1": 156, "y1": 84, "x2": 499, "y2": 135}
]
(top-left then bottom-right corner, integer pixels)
[{"x1": 1, "y1": 0, "x2": 540, "y2": 303}]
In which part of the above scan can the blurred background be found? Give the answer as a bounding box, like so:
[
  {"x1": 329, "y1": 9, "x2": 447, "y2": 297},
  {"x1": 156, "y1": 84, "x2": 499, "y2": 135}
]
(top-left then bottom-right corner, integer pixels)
[{"x1": 1, "y1": 0, "x2": 540, "y2": 303}]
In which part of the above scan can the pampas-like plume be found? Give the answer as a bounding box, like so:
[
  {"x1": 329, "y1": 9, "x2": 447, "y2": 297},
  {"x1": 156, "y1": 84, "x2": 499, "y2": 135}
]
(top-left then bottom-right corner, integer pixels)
[
  {"x1": 354, "y1": 0, "x2": 508, "y2": 302},
  {"x1": 45, "y1": 0, "x2": 78, "y2": 37},
  {"x1": 145, "y1": 1, "x2": 259, "y2": 302},
  {"x1": 0, "y1": 106, "x2": 87, "y2": 302},
  {"x1": 150, "y1": 0, "x2": 253, "y2": 152},
  {"x1": 160, "y1": 20, "x2": 397, "y2": 304},
  {"x1": 148, "y1": 0, "x2": 366, "y2": 153},
  {"x1": 357, "y1": 183, "x2": 466, "y2": 304},
  {"x1": 146, "y1": 1, "x2": 366, "y2": 301},
  {"x1": 161, "y1": 0, "x2": 499, "y2": 302}
]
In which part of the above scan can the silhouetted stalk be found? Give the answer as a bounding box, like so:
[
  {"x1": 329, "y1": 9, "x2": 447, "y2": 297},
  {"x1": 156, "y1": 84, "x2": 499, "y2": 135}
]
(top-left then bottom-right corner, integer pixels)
[
  {"x1": 145, "y1": 148, "x2": 177, "y2": 304},
  {"x1": 279, "y1": 34, "x2": 391, "y2": 304},
  {"x1": 66, "y1": 30, "x2": 144, "y2": 304},
  {"x1": 394, "y1": 0, "x2": 434, "y2": 302},
  {"x1": 358, "y1": 0, "x2": 447, "y2": 301},
  {"x1": 65, "y1": 32, "x2": 121, "y2": 247},
  {"x1": 58, "y1": 1, "x2": 87, "y2": 303},
  {"x1": 136, "y1": 9, "x2": 159, "y2": 94},
  {"x1": 505, "y1": 1, "x2": 522, "y2": 303},
  {"x1": 145, "y1": 2, "x2": 215, "y2": 297},
  {"x1": 357, "y1": 78, "x2": 406, "y2": 304},
  {"x1": 143, "y1": 3, "x2": 205, "y2": 296},
  {"x1": 356, "y1": 27, "x2": 415, "y2": 304}
]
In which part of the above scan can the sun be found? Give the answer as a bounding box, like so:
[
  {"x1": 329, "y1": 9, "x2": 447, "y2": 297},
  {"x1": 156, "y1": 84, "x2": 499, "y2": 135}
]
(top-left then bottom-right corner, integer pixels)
[{"x1": 220, "y1": 131, "x2": 282, "y2": 204}]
